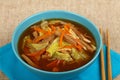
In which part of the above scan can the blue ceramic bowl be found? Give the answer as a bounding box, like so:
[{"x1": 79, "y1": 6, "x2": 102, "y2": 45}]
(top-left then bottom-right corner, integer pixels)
[{"x1": 12, "y1": 10, "x2": 102, "y2": 80}]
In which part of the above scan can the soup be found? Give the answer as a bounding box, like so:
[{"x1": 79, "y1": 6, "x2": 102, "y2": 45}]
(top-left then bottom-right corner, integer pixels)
[{"x1": 18, "y1": 19, "x2": 96, "y2": 72}]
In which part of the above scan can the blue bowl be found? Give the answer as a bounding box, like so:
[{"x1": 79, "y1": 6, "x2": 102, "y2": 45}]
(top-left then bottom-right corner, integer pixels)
[{"x1": 12, "y1": 10, "x2": 102, "y2": 80}]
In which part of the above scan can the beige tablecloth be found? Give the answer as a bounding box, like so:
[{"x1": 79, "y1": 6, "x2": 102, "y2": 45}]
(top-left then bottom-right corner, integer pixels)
[{"x1": 0, "y1": 0, "x2": 120, "y2": 80}]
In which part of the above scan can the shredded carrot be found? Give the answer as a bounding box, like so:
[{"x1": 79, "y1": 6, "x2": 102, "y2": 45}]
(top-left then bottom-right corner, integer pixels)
[
  {"x1": 33, "y1": 27, "x2": 46, "y2": 33},
  {"x1": 64, "y1": 23, "x2": 70, "y2": 31},
  {"x1": 59, "y1": 25, "x2": 71, "y2": 47},
  {"x1": 74, "y1": 44, "x2": 82, "y2": 51},
  {"x1": 59, "y1": 30, "x2": 65, "y2": 47},
  {"x1": 64, "y1": 25, "x2": 68, "y2": 31},
  {"x1": 74, "y1": 39, "x2": 83, "y2": 47},
  {"x1": 27, "y1": 48, "x2": 46, "y2": 57},
  {"x1": 72, "y1": 39, "x2": 83, "y2": 51},
  {"x1": 62, "y1": 45, "x2": 73, "y2": 49},
  {"x1": 33, "y1": 31, "x2": 51, "y2": 43},
  {"x1": 46, "y1": 60, "x2": 58, "y2": 68},
  {"x1": 51, "y1": 25, "x2": 56, "y2": 34}
]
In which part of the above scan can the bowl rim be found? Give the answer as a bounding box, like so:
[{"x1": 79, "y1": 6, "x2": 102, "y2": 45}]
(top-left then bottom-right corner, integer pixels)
[{"x1": 12, "y1": 10, "x2": 102, "y2": 74}]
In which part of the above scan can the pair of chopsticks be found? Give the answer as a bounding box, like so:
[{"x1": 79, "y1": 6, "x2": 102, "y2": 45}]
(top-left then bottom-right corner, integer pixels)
[{"x1": 100, "y1": 28, "x2": 112, "y2": 80}]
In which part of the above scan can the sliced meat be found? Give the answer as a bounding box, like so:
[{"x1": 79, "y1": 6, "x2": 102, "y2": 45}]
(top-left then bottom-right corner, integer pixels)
[
  {"x1": 80, "y1": 34, "x2": 91, "y2": 43},
  {"x1": 42, "y1": 34, "x2": 56, "y2": 43},
  {"x1": 63, "y1": 34, "x2": 77, "y2": 45},
  {"x1": 79, "y1": 39, "x2": 94, "y2": 52},
  {"x1": 71, "y1": 26, "x2": 91, "y2": 43},
  {"x1": 42, "y1": 34, "x2": 56, "y2": 49},
  {"x1": 21, "y1": 54, "x2": 40, "y2": 68},
  {"x1": 70, "y1": 26, "x2": 83, "y2": 40},
  {"x1": 63, "y1": 34, "x2": 94, "y2": 53},
  {"x1": 32, "y1": 31, "x2": 38, "y2": 38},
  {"x1": 70, "y1": 26, "x2": 95, "y2": 52},
  {"x1": 54, "y1": 27, "x2": 61, "y2": 36}
]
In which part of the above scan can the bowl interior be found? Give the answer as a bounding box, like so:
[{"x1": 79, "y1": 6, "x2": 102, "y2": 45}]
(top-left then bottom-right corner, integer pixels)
[{"x1": 12, "y1": 10, "x2": 102, "y2": 74}]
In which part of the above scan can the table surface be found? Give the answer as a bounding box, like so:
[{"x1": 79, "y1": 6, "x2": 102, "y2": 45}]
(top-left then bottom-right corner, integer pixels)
[{"x1": 0, "y1": 0, "x2": 120, "y2": 80}]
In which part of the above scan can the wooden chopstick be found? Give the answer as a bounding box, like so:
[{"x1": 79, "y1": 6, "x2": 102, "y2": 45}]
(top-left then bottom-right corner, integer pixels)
[
  {"x1": 106, "y1": 29, "x2": 112, "y2": 80},
  {"x1": 99, "y1": 27, "x2": 106, "y2": 80}
]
